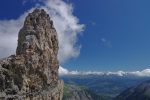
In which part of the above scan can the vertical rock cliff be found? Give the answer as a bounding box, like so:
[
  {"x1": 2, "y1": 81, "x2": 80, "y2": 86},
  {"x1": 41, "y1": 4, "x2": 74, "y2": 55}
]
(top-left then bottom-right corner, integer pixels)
[{"x1": 0, "y1": 9, "x2": 63, "y2": 100}]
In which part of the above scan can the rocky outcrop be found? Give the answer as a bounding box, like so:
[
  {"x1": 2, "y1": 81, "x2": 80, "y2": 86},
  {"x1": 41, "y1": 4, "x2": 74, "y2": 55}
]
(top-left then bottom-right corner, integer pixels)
[
  {"x1": 0, "y1": 9, "x2": 63, "y2": 100},
  {"x1": 114, "y1": 80, "x2": 150, "y2": 100}
]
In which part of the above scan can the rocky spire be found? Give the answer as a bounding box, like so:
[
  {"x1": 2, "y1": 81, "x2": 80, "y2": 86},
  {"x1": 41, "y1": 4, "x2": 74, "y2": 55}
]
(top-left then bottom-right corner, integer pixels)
[{"x1": 0, "y1": 9, "x2": 63, "y2": 100}]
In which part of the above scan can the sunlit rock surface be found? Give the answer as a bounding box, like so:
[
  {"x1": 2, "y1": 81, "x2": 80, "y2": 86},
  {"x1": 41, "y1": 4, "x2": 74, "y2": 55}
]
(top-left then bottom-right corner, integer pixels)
[{"x1": 0, "y1": 9, "x2": 63, "y2": 100}]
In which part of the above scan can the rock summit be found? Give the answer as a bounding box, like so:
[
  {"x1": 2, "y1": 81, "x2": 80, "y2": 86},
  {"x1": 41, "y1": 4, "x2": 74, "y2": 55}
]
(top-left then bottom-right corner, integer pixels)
[{"x1": 0, "y1": 9, "x2": 63, "y2": 100}]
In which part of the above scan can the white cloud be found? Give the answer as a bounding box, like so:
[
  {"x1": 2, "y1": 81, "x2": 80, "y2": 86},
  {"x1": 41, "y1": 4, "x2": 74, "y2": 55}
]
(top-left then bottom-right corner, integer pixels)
[
  {"x1": 59, "y1": 66, "x2": 150, "y2": 77},
  {"x1": 129, "y1": 69, "x2": 150, "y2": 77},
  {"x1": 40, "y1": 0, "x2": 84, "y2": 63},
  {"x1": 59, "y1": 66, "x2": 69, "y2": 75},
  {"x1": 0, "y1": 0, "x2": 84, "y2": 64},
  {"x1": 106, "y1": 71, "x2": 126, "y2": 76},
  {"x1": 100, "y1": 38, "x2": 112, "y2": 48},
  {"x1": 0, "y1": 8, "x2": 35, "y2": 58},
  {"x1": 59, "y1": 66, "x2": 80, "y2": 75}
]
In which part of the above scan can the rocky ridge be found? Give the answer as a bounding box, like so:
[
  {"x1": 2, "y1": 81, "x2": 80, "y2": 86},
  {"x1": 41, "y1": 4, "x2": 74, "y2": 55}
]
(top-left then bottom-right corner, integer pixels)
[
  {"x1": 0, "y1": 9, "x2": 63, "y2": 100},
  {"x1": 114, "y1": 80, "x2": 150, "y2": 100}
]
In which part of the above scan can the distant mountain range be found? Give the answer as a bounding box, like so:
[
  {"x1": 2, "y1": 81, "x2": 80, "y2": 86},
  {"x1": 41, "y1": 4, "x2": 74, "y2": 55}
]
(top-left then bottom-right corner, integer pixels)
[
  {"x1": 114, "y1": 80, "x2": 150, "y2": 100},
  {"x1": 61, "y1": 75, "x2": 150, "y2": 100},
  {"x1": 63, "y1": 84, "x2": 110, "y2": 100}
]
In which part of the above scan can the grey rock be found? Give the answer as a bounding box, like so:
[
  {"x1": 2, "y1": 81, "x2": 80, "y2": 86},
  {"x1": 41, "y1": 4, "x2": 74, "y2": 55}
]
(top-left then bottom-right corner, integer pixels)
[{"x1": 0, "y1": 9, "x2": 63, "y2": 100}]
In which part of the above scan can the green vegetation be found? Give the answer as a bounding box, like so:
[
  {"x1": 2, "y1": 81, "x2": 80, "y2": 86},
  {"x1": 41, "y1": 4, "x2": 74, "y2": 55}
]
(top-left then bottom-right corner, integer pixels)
[
  {"x1": 63, "y1": 83, "x2": 112, "y2": 100},
  {"x1": 63, "y1": 84, "x2": 73, "y2": 100}
]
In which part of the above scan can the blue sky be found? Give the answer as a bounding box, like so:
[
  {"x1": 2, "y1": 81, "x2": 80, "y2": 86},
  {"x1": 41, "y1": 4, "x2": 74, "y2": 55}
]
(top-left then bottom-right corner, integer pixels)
[
  {"x1": 1, "y1": 0, "x2": 150, "y2": 71},
  {"x1": 64, "y1": 0, "x2": 150, "y2": 71}
]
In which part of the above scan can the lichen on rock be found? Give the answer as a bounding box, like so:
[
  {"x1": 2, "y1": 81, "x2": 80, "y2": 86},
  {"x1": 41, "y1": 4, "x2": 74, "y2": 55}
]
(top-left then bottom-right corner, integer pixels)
[{"x1": 0, "y1": 9, "x2": 63, "y2": 100}]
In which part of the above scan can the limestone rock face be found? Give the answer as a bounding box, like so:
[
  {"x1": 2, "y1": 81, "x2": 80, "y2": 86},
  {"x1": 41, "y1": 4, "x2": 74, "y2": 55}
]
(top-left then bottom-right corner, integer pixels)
[{"x1": 0, "y1": 9, "x2": 63, "y2": 100}]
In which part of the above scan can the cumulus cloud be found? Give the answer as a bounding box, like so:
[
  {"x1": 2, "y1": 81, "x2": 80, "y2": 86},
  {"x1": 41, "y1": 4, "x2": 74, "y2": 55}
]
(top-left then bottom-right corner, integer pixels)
[
  {"x1": 59, "y1": 66, "x2": 150, "y2": 77},
  {"x1": 59, "y1": 66, "x2": 69, "y2": 75},
  {"x1": 129, "y1": 69, "x2": 150, "y2": 77},
  {"x1": 59, "y1": 66, "x2": 80, "y2": 75},
  {"x1": 0, "y1": 0, "x2": 84, "y2": 64},
  {"x1": 41, "y1": 0, "x2": 84, "y2": 63}
]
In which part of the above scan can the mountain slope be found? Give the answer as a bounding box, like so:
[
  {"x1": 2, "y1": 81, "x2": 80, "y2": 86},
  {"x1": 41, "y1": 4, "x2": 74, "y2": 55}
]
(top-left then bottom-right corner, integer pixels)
[
  {"x1": 63, "y1": 84, "x2": 93, "y2": 100},
  {"x1": 63, "y1": 84, "x2": 112, "y2": 100},
  {"x1": 115, "y1": 80, "x2": 150, "y2": 100},
  {"x1": 61, "y1": 75, "x2": 150, "y2": 99}
]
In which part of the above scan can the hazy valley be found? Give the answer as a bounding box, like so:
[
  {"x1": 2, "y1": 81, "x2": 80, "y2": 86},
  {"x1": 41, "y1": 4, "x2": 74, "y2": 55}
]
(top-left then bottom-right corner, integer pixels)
[{"x1": 61, "y1": 75, "x2": 150, "y2": 100}]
